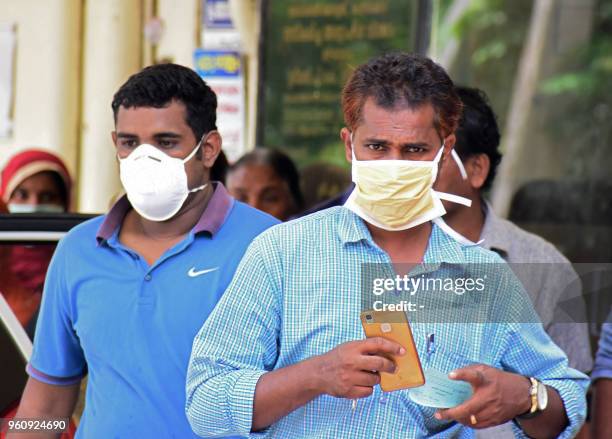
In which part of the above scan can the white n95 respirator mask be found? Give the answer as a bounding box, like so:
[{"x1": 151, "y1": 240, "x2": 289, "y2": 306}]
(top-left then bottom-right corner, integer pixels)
[{"x1": 118, "y1": 141, "x2": 206, "y2": 222}]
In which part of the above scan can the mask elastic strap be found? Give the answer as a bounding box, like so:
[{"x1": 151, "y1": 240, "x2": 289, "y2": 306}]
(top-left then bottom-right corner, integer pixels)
[
  {"x1": 431, "y1": 142, "x2": 445, "y2": 182},
  {"x1": 432, "y1": 217, "x2": 484, "y2": 246},
  {"x1": 434, "y1": 191, "x2": 473, "y2": 207},
  {"x1": 451, "y1": 149, "x2": 468, "y2": 180},
  {"x1": 183, "y1": 137, "x2": 204, "y2": 163},
  {"x1": 433, "y1": 143, "x2": 445, "y2": 163},
  {"x1": 350, "y1": 132, "x2": 358, "y2": 162},
  {"x1": 186, "y1": 137, "x2": 207, "y2": 194},
  {"x1": 188, "y1": 183, "x2": 207, "y2": 194},
  {"x1": 184, "y1": 137, "x2": 207, "y2": 194}
]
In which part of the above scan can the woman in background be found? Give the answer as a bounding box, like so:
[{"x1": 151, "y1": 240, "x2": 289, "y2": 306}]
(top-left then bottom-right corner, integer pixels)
[
  {"x1": 0, "y1": 149, "x2": 71, "y2": 332},
  {"x1": 227, "y1": 148, "x2": 304, "y2": 221},
  {"x1": 1, "y1": 149, "x2": 71, "y2": 214}
]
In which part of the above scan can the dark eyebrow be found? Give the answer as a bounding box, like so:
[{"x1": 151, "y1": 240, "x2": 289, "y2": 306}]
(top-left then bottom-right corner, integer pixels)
[
  {"x1": 116, "y1": 132, "x2": 183, "y2": 139},
  {"x1": 401, "y1": 142, "x2": 430, "y2": 149},
  {"x1": 153, "y1": 132, "x2": 182, "y2": 139},
  {"x1": 363, "y1": 138, "x2": 390, "y2": 146},
  {"x1": 116, "y1": 132, "x2": 138, "y2": 138},
  {"x1": 362, "y1": 138, "x2": 431, "y2": 149}
]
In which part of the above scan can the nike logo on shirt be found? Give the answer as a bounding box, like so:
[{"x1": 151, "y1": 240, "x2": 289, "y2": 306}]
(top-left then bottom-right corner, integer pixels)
[{"x1": 188, "y1": 267, "x2": 219, "y2": 277}]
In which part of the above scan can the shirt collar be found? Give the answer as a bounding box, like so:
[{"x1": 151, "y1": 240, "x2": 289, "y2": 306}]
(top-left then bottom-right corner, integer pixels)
[
  {"x1": 96, "y1": 182, "x2": 234, "y2": 244},
  {"x1": 337, "y1": 207, "x2": 373, "y2": 245},
  {"x1": 424, "y1": 222, "x2": 466, "y2": 265},
  {"x1": 480, "y1": 200, "x2": 509, "y2": 257},
  {"x1": 338, "y1": 207, "x2": 465, "y2": 265}
]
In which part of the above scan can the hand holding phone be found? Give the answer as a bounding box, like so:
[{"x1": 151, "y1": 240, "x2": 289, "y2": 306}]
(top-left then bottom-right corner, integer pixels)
[
  {"x1": 314, "y1": 337, "x2": 404, "y2": 400},
  {"x1": 360, "y1": 310, "x2": 425, "y2": 391}
]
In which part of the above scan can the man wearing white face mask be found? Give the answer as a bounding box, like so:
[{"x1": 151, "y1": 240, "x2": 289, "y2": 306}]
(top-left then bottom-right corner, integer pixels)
[
  {"x1": 186, "y1": 53, "x2": 587, "y2": 439},
  {"x1": 12, "y1": 64, "x2": 278, "y2": 439}
]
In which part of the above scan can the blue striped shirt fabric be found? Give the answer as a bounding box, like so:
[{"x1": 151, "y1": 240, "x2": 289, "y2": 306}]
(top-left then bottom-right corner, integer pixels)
[{"x1": 186, "y1": 206, "x2": 588, "y2": 438}]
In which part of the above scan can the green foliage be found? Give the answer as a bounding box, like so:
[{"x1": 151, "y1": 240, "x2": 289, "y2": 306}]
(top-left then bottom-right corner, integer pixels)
[
  {"x1": 537, "y1": 0, "x2": 612, "y2": 178},
  {"x1": 541, "y1": 39, "x2": 612, "y2": 97},
  {"x1": 435, "y1": 0, "x2": 611, "y2": 181}
]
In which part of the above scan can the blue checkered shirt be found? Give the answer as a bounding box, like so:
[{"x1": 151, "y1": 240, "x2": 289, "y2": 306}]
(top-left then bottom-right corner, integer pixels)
[{"x1": 186, "y1": 207, "x2": 588, "y2": 438}]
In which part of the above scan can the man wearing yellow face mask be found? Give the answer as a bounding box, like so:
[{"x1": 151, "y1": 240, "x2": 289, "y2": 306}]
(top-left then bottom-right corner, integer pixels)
[{"x1": 185, "y1": 53, "x2": 587, "y2": 439}]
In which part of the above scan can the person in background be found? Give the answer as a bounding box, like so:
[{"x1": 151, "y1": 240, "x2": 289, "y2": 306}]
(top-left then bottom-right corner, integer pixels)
[
  {"x1": 226, "y1": 148, "x2": 304, "y2": 221},
  {"x1": 298, "y1": 183, "x2": 353, "y2": 216},
  {"x1": 592, "y1": 308, "x2": 612, "y2": 439},
  {"x1": 0, "y1": 150, "x2": 72, "y2": 331},
  {"x1": 433, "y1": 86, "x2": 593, "y2": 437},
  {"x1": 1, "y1": 149, "x2": 71, "y2": 214},
  {"x1": 11, "y1": 63, "x2": 278, "y2": 439},
  {"x1": 299, "y1": 162, "x2": 351, "y2": 210},
  {"x1": 186, "y1": 53, "x2": 587, "y2": 439}
]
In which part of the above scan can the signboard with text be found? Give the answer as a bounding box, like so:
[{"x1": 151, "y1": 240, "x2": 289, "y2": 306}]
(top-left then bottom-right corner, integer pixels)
[
  {"x1": 260, "y1": 0, "x2": 417, "y2": 166},
  {"x1": 194, "y1": 49, "x2": 246, "y2": 162}
]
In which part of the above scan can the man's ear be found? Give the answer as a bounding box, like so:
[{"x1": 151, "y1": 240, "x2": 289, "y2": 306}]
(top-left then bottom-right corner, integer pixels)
[
  {"x1": 442, "y1": 133, "x2": 456, "y2": 160},
  {"x1": 341, "y1": 127, "x2": 352, "y2": 163},
  {"x1": 466, "y1": 153, "x2": 490, "y2": 190},
  {"x1": 201, "y1": 130, "x2": 222, "y2": 168}
]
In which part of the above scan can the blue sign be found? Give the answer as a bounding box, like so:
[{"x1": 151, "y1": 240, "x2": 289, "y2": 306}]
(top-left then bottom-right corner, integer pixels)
[
  {"x1": 203, "y1": 0, "x2": 233, "y2": 29},
  {"x1": 193, "y1": 49, "x2": 241, "y2": 78}
]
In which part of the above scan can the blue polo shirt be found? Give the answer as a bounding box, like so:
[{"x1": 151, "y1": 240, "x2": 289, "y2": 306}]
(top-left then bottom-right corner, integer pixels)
[{"x1": 28, "y1": 183, "x2": 279, "y2": 438}]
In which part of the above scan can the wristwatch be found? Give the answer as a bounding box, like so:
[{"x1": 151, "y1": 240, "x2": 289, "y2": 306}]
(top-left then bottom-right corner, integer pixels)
[{"x1": 518, "y1": 377, "x2": 548, "y2": 419}]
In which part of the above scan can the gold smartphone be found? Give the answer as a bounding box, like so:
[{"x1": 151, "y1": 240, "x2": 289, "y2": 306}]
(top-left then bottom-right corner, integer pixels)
[{"x1": 360, "y1": 310, "x2": 425, "y2": 391}]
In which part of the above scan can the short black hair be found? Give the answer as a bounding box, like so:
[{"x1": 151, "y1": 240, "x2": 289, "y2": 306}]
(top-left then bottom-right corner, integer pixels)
[
  {"x1": 229, "y1": 148, "x2": 304, "y2": 209},
  {"x1": 342, "y1": 52, "x2": 462, "y2": 138},
  {"x1": 112, "y1": 63, "x2": 217, "y2": 141},
  {"x1": 454, "y1": 86, "x2": 502, "y2": 190}
]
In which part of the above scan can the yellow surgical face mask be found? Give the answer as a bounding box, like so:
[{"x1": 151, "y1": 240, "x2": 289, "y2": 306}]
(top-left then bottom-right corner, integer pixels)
[{"x1": 344, "y1": 134, "x2": 471, "y2": 231}]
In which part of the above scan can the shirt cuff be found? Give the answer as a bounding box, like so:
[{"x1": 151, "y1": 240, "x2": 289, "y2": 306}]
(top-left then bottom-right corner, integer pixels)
[
  {"x1": 228, "y1": 369, "x2": 268, "y2": 436},
  {"x1": 539, "y1": 379, "x2": 587, "y2": 439},
  {"x1": 591, "y1": 355, "x2": 612, "y2": 381},
  {"x1": 26, "y1": 363, "x2": 84, "y2": 386},
  {"x1": 591, "y1": 369, "x2": 612, "y2": 382}
]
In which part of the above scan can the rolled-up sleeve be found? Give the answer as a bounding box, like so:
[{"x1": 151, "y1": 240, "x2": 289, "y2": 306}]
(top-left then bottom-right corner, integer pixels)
[
  {"x1": 591, "y1": 309, "x2": 612, "y2": 381},
  {"x1": 186, "y1": 233, "x2": 282, "y2": 437},
  {"x1": 501, "y1": 322, "x2": 589, "y2": 439}
]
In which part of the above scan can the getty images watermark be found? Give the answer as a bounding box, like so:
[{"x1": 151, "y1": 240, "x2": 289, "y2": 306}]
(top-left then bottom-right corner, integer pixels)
[
  {"x1": 371, "y1": 273, "x2": 487, "y2": 312},
  {"x1": 360, "y1": 262, "x2": 612, "y2": 327}
]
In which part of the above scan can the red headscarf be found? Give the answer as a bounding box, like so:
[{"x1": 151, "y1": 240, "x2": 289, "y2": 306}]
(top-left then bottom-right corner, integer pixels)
[
  {"x1": 1, "y1": 149, "x2": 72, "y2": 206},
  {"x1": 0, "y1": 150, "x2": 72, "y2": 328}
]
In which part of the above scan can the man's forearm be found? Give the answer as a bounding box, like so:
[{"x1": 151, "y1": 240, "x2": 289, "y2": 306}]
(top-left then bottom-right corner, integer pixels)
[
  {"x1": 7, "y1": 377, "x2": 79, "y2": 439},
  {"x1": 593, "y1": 379, "x2": 612, "y2": 439},
  {"x1": 517, "y1": 386, "x2": 568, "y2": 439},
  {"x1": 252, "y1": 355, "x2": 324, "y2": 431}
]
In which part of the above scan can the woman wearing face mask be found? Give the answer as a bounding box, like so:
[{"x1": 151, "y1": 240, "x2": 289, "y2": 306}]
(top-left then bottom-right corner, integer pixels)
[
  {"x1": 1, "y1": 149, "x2": 71, "y2": 213},
  {"x1": 0, "y1": 149, "x2": 72, "y2": 334}
]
